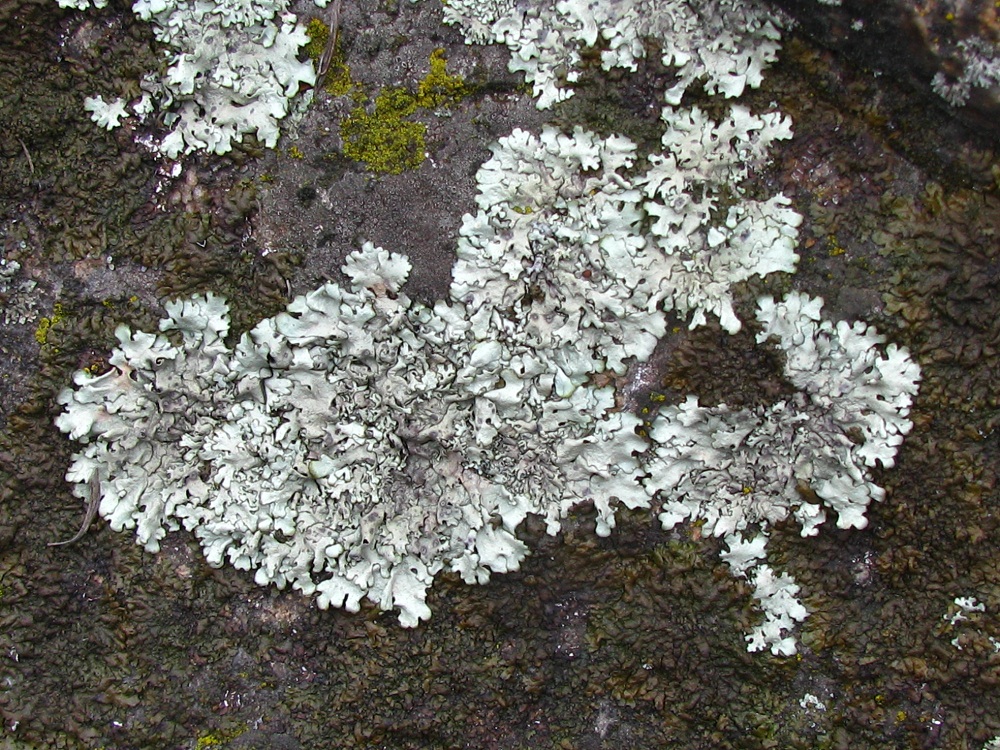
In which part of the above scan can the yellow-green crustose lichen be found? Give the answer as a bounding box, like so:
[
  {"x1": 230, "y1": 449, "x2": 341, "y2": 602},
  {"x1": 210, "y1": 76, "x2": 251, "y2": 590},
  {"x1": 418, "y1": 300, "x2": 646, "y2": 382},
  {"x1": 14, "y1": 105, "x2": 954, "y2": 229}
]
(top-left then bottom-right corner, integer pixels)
[
  {"x1": 34, "y1": 302, "x2": 65, "y2": 347},
  {"x1": 305, "y1": 17, "x2": 361, "y2": 98},
  {"x1": 304, "y1": 17, "x2": 330, "y2": 62},
  {"x1": 416, "y1": 47, "x2": 474, "y2": 109},
  {"x1": 341, "y1": 88, "x2": 427, "y2": 174},
  {"x1": 340, "y1": 49, "x2": 474, "y2": 174}
]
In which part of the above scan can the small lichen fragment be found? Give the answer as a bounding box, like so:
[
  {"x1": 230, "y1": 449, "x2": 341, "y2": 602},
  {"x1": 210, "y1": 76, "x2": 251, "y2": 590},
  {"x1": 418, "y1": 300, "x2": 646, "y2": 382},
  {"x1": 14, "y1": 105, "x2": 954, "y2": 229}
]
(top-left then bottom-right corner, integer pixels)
[{"x1": 35, "y1": 303, "x2": 66, "y2": 347}]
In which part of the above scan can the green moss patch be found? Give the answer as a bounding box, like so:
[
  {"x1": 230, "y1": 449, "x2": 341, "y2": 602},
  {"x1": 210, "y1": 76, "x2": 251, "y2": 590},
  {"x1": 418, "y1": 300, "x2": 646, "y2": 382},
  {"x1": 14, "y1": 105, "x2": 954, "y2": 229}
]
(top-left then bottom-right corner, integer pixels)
[{"x1": 339, "y1": 48, "x2": 475, "y2": 174}]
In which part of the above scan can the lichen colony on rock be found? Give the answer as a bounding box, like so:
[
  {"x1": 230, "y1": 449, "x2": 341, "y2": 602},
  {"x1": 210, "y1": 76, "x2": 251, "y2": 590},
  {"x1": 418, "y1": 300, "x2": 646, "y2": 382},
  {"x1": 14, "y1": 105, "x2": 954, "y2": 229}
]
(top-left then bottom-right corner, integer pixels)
[
  {"x1": 442, "y1": 0, "x2": 783, "y2": 108},
  {"x1": 56, "y1": 245, "x2": 647, "y2": 628},
  {"x1": 55, "y1": 0, "x2": 922, "y2": 654},
  {"x1": 647, "y1": 293, "x2": 920, "y2": 653}
]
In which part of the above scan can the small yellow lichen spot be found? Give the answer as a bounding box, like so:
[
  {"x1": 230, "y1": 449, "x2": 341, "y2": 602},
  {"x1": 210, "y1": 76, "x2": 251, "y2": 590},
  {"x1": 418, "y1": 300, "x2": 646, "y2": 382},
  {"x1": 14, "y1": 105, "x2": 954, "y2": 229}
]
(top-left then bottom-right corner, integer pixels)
[
  {"x1": 325, "y1": 55, "x2": 359, "y2": 98},
  {"x1": 194, "y1": 726, "x2": 246, "y2": 749},
  {"x1": 287, "y1": 145, "x2": 305, "y2": 159},
  {"x1": 945, "y1": 12, "x2": 955, "y2": 20},
  {"x1": 304, "y1": 17, "x2": 359, "y2": 98},
  {"x1": 34, "y1": 302, "x2": 65, "y2": 346},
  {"x1": 34, "y1": 318, "x2": 51, "y2": 345},
  {"x1": 511, "y1": 205, "x2": 534, "y2": 215},
  {"x1": 416, "y1": 48, "x2": 474, "y2": 109},
  {"x1": 742, "y1": 486, "x2": 753, "y2": 494}
]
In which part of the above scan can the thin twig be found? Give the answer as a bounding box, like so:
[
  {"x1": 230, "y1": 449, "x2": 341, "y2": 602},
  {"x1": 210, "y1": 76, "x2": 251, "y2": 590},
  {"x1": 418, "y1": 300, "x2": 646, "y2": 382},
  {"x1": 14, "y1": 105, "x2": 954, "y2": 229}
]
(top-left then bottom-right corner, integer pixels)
[
  {"x1": 17, "y1": 137, "x2": 34, "y2": 176},
  {"x1": 316, "y1": 0, "x2": 343, "y2": 88},
  {"x1": 49, "y1": 476, "x2": 100, "y2": 547}
]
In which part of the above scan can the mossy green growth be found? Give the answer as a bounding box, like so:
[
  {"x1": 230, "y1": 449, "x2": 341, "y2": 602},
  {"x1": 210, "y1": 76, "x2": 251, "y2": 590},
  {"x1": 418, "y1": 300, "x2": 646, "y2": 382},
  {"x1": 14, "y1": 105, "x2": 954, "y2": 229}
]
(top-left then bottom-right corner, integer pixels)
[
  {"x1": 341, "y1": 88, "x2": 426, "y2": 174},
  {"x1": 303, "y1": 18, "x2": 330, "y2": 63},
  {"x1": 415, "y1": 48, "x2": 474, "y2": 109},
  {"x1": 340, "y1": 49, "x2": 473, "y2": 174}
]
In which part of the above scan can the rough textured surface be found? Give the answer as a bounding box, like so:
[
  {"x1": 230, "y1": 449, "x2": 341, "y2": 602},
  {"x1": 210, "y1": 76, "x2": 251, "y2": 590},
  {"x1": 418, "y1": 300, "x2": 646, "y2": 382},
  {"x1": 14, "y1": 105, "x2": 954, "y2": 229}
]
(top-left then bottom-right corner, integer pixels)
[
  {"x1": 2, "y1": 0, "x2": 1000, "y2": 748},
  {"x1": 773, "y1": 0, "x2": 1000, "y2": 139},
  {"x1": 51, "y1": 0, "x2": 815, "y2": 648}
]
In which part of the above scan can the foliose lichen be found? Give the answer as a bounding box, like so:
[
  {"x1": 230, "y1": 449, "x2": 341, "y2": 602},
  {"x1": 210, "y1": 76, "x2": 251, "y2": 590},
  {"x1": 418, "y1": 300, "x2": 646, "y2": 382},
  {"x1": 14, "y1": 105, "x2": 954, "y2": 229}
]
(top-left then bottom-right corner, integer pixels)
[
  {"x1": 442, "y1": 0, "x2": 783, "y2": 108},
  {"x1": 55, "y1": 243, "x2": 647, "y2": 627},
  {"x1": 646, "y1": 292, "x2": 920, "y2": 654},
  {"x1": 58, "y1": 0, "x2": 316, "y2": 157},
  {"x1": 53, "y1": 0, "x2": 922, "y2": 656}
]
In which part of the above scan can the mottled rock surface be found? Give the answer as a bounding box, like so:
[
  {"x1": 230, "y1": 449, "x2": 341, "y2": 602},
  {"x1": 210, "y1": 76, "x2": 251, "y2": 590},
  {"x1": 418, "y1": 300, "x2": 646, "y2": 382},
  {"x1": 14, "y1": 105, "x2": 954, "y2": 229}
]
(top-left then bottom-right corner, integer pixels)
[{"x1": 2, "y1": 0, "x2": 1000, "y2": 747}]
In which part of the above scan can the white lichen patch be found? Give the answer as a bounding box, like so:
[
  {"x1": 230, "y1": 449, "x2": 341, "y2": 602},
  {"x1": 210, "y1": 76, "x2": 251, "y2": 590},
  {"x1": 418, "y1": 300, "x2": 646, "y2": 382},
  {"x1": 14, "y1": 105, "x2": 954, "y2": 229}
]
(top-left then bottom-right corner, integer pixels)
[
  {"x1": 83, "y1": 95, "x2": 130, "y2": 130},
  {"x1": 755, "y1": 292, "x2": 921, "y2": 471},
  {"x1": 745, "y1": 564, "x2": 808, "y2": 655},
  {"x1": 450, "y1": 126, "x2": 666, "y2": 376},
  {"x1": 56, "y1": 243, "x2": 647, "y2": 626},
  {"x1": 639, "y1": 105, "x2": 801, "y2": 332},
  {"x1": 645, "y1": 293, "x2": 920, "y2": 654},
  {"x1": 61, "y1": 0, "x2": 315, "y2": 157},
  {"x1": 443, "y1": 0, "x2": 783, "y2": 108},
  {"x1": 453, "y1": 106, "x2": 802, "y2": 366}
]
